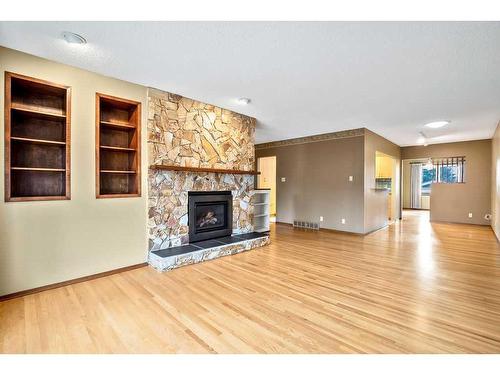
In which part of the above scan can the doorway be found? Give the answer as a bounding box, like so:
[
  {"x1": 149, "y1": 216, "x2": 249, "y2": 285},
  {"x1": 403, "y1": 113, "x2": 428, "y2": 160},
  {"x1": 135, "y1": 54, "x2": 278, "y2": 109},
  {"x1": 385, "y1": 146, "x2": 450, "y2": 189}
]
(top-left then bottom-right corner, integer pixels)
[
  {"x1": 375, "y1": 151, "x2": 397, "y2": 221},
  {"x1": 402, "y1": 159, "x2": 431, "y2": 210},
  {"x1": 257, "y1": 156, "x2": 277, "y2": 220}
]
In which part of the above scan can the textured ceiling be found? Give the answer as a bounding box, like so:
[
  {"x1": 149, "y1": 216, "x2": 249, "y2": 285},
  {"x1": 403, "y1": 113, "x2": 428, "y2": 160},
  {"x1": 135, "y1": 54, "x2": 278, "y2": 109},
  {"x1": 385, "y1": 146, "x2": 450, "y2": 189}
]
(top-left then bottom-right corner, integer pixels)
[{"x1": 1, "y1": 21, "x2": 499, "y2": 145}]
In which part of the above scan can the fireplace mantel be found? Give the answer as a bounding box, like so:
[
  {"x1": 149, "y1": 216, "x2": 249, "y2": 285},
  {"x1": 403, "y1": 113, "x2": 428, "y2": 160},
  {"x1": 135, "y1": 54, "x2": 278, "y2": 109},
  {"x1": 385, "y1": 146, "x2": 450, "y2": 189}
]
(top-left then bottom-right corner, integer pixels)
[{"x1": 150, "y1": 165, "x2": 260, "y2": 175}]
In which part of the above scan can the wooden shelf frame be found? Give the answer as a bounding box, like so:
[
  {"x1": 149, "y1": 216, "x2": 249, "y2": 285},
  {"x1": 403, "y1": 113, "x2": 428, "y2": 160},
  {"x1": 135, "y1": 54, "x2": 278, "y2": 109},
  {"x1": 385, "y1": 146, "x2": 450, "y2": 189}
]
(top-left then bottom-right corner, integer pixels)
[
  {"x1": 96, "y1": 93, "x2": 141, "y2": 198},
  {"x1": 149, "y1": 164, "x2": 260, "y2": 175},
  {"x1": 4, "y1": 72, "x2": 71, "y2": 202}
]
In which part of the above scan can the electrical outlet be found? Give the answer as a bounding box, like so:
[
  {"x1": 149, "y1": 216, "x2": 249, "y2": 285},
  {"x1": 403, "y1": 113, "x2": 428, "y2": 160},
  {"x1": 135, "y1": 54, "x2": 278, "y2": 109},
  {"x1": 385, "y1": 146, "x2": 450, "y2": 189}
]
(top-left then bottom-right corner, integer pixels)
[
  {"x1": 320, "y1": 216, "x2": 324, "y2": 222},
  {"x1": 281, "y1": 177, "x2": 286, "y2": 182},
  {"x1": 341, "y1": 218, "x2": 346, "y2": 224},
  {"x1": 348, "y1": 175, "x2": 353, "y2": 182},
  {"x1": 468, "y1": 212, "x2": 473, "y2": 218}
]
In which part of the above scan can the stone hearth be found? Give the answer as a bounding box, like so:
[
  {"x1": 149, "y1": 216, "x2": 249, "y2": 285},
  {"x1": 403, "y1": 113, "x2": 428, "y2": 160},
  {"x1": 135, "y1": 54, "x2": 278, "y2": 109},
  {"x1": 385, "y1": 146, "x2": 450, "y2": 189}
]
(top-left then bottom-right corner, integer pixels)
[{"x1": 149, "y1": 232, "x2": 270, "y2": 272}]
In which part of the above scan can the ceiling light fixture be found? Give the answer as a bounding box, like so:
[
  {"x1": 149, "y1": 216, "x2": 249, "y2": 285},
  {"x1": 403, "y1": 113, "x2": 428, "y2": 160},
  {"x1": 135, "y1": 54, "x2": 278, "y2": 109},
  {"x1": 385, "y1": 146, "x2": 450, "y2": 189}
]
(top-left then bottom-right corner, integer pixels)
[
  {"x1": 62, "y1": 31, "x2": 87, "y2": 45},
  {"x1": 236, "y1": 97, "x2": 251, "y2": 105},
  {"x1": 424, "y1": 120, "x2": 449, "y2": 129}
]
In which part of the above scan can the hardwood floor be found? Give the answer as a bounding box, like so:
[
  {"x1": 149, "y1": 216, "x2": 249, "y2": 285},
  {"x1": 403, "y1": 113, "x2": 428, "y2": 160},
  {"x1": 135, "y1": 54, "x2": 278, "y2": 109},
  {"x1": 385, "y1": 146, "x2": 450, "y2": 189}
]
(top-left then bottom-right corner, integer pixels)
[{"x1": 1, "y1": 210, "x2": 500, "y2": 353}]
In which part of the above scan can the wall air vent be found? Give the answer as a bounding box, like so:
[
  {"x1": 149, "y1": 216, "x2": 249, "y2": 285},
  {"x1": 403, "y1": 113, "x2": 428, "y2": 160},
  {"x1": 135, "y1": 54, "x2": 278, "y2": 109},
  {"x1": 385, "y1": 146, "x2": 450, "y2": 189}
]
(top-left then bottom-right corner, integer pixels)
[{"x1": 293, "y1": 220, "x2": 320, "y2": 230}]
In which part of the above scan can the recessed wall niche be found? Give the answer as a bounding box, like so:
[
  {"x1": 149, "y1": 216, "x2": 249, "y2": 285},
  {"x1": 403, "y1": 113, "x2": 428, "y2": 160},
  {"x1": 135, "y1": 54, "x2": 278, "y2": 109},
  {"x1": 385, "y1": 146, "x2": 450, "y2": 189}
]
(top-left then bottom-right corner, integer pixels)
[
  {"x1": 96, "y1": 93, "x2": 141, "y2": 198},
  {"x1": 4, "y1": 72, "x2": 71, "y2": 202}
]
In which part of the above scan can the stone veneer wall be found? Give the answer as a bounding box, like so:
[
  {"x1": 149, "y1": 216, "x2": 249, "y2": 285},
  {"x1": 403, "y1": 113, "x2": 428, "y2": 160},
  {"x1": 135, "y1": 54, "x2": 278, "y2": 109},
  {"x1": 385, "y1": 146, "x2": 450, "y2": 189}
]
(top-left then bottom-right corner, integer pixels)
[
  {"x1": 147, "y1": 88, "x2": 257, "y2": 250},
  {"x1": 148, "y1": 88, "x2": 255, "y2": 170}
]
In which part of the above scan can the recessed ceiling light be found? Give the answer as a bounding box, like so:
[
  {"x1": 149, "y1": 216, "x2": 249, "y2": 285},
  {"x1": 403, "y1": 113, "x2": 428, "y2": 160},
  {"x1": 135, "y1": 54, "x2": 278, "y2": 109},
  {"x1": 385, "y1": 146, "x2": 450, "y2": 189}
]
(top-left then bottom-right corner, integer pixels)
[
  {"x1": 62, "y1": 31, "x2": 87, "y2": 45},
  {"x1": 236, "y1": 98, "x2": 251, "y2": 105},
  {"x1": 424, "y1": 120, "x2": 449, "y2": 129}
]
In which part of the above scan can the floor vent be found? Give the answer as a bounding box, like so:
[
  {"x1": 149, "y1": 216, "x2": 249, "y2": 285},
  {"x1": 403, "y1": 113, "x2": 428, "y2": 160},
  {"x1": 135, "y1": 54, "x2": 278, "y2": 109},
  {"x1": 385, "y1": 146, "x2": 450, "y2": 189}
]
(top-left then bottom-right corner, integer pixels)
[{"x1": 293, "y1": 220, "x2": 320, "y2": 230}]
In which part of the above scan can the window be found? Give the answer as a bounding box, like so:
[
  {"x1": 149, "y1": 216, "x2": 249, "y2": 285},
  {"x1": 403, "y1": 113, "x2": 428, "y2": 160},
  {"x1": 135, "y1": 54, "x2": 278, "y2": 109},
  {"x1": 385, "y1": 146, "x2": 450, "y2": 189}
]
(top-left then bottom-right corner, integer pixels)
[
  {"x1": 432, "y1": 157, "x2": 465, "y2": 184},
  {"x1": 421, "y1": 165, "x2": 435, "y2": 195}
]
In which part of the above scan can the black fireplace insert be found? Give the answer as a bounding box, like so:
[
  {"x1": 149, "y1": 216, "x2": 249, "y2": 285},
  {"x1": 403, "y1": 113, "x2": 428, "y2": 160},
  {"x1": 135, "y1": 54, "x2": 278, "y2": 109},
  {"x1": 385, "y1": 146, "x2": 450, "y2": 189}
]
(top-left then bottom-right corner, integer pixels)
[{"x1": 188, "y1": 191, "x2": 233, "y2": 242}]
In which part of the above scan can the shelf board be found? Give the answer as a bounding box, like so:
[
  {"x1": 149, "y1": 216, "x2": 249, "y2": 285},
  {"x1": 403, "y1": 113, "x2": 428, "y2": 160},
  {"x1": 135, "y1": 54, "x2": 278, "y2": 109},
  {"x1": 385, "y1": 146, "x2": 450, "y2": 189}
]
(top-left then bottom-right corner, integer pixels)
[
  {"x1": 100, "y1": 120, "x2": 136, "y2": 130},
  {"x1": 100, "y1": 145, "x2": 136, "y2": 152},
  {"x1": 150, "y1": 164, "x2": 260, "y2": 175},
  {"x1": 254, "y1": 202, "x2": 269, "y2": 206},
  {"x1": 11, "y1": 136, "x2": 66, "y2": 146},
  {"x1": 100, "y1": 170, "x2": 137, "y2": 174},
  {"x1": 11, "y1": 167, "x2": 66, "y2": 172},
  {"x1": 254, "y1": 228, "x2": 270, "y2": 233},
  {"x1": 11, "y1": 103, "x2": 66, "y2": 119},
  {"x1": 254, "y1": 213, "x2": 269, "y2": 218}
]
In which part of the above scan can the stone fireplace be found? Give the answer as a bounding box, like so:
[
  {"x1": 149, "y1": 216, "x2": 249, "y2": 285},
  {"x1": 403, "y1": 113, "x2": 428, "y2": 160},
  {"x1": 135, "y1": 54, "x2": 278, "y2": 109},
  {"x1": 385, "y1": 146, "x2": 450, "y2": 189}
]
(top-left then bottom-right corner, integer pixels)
[
  {"x1": 146, "y1": 88, "x2": 270, "y2": 271},
  {"x1": 188, "y1": 191, "x2": 233, "y2": 242}
]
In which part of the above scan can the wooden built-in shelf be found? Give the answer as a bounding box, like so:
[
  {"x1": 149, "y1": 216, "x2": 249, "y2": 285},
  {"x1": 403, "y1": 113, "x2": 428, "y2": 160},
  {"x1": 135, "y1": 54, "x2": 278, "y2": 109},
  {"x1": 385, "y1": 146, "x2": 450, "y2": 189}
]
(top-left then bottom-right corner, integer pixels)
[
  {"x1": 96, "y1": 93, "x2": 141, "y2": 198},
  {"x1": 5, "y1": 72, "x2": 71, "y2": 202},
  {"x1": 149, "y1": 164, "x2": 260, "y2": 175}
]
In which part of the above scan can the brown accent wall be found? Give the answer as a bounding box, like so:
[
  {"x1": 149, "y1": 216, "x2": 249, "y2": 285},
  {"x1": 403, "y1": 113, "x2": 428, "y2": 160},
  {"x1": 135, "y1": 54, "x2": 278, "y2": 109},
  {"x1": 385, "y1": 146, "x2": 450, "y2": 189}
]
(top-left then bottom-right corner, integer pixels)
[
  {"x1": 402, "y1": 139, "x2": 491, "y2": 225},
  {"x1": 491, "y1": 122, "x2": 500, "y2": 239},
  {"x1": 256, "y1": 134, "x2": 366, "y2": 233},
  {"x1": 364, "y1": 130, "x2": 402, "y2": 233},
  {"x1": 255, "y1": 128, "x2": 403, "y2": 234}
]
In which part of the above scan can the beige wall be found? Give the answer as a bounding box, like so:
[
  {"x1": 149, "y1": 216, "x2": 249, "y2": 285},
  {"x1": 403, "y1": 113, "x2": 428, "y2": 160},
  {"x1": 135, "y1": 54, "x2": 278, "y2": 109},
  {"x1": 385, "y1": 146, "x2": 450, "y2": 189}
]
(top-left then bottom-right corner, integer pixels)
[
  {"x1": 256, "y1": 135, "x2": 366, "y2": 233},
  {"x1": 0, "y1": 47, "x2": 149, "y2": 296},
  {"x1": 364, "y1": 130, "x2": 402, "y2": 233},
  {"x1": 402, "y1": 139, "x2": 491, "y2": 225},
  {"x1": 491, "y1": 122, "x2": 500, "y2": 239}
]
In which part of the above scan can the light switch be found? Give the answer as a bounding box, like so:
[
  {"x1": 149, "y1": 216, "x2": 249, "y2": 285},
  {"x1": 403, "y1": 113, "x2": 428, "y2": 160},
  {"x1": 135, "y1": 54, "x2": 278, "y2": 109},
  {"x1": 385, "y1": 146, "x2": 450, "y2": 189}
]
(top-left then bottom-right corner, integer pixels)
[
  {"x1": 348, "y1": 176, "x2": 354, "y2": 182},
  {"x1": 281, "y1": 177, "x2": 286, "y2": 182}
]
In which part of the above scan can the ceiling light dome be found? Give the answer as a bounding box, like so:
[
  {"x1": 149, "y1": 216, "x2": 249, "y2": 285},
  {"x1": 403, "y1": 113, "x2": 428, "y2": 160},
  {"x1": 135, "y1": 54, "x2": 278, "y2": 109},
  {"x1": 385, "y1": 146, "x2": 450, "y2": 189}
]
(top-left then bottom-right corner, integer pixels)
[
  {"x1": 236, "y1": 98, "x2": 251, "y2": 105},
  {"x1": 424, "y1": 120, "x2": 449, "y2": 128},
  {"x1": 62, "y1": 31, "x2": 87, "y2": 45}
]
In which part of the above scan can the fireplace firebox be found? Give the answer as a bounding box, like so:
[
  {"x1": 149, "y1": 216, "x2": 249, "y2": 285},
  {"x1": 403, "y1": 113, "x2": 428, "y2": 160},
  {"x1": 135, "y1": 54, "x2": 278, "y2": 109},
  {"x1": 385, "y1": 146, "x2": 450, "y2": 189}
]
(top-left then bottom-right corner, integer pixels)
[{"x1": 188, "y1": 191, "x2": 233, "y2": 243}]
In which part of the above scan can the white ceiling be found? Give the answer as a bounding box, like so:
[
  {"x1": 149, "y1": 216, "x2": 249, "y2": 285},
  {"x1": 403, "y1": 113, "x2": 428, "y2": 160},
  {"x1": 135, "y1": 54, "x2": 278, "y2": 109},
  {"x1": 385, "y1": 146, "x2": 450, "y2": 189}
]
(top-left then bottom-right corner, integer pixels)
[{"x1": 1, "y1": 21, "x2": 499, "y2": 146}]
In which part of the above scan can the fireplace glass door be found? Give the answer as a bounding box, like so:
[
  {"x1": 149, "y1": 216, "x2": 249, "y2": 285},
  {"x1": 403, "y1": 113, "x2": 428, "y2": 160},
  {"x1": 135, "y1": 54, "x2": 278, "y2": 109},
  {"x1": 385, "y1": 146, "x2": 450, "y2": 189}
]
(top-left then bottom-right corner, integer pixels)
[{"x1": 188, "y1": 191, "x2": 233, "y2": 242}]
